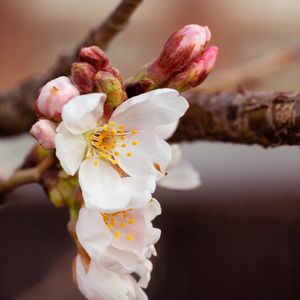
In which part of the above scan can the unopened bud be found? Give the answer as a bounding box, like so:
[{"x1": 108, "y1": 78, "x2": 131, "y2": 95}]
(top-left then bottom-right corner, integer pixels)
[
  {"x1": 142, "y1": 24, "x2": 211, "y2": 86},
  {"x1": 30, "y1": 119, "x2": 56, "y2": 149},
  {"x1": 94, "y1": 70, "x2": 126, "y2": 108},
  {"x1": 71, "y1": 62, "x2": 96, "y2": 93},
  {"x1": 35, "y1": 76, "x2": 79, "y2": 121},
  {"x1": 167, "y1": 46, "x2": 218, "y2": 92},
  {"x1": 42, "y1": 170, "x2": 81, "y2": 208},
  {"x1": 79, "y1": 46, "x2": 110, "y2": 70}
]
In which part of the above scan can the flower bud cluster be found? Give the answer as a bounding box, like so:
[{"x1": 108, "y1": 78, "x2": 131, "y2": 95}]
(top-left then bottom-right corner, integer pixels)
[{"x1": 72, "y1": 46, "x2": 127, "y2": 107}]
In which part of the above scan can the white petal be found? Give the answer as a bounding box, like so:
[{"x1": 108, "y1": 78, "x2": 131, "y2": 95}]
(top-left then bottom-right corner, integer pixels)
[
  {"x1": 110, "y1": 88, "x2": 189, "y2": 131},
  {"x1": 159, "y1": 145, "x2": 201, "y2": 190},
  {"x1": 76, "y1": 208, "x2": 112, "y2": 261},
  {"x1": 117, "y1": 133, "x2": 171, "y2": 179},
  {"x1": 144, "y1": 198, "x2": 161, "y2": 221},
  {"x1": 76, "y1": 256, "x2": 134, "y2": 300},
  {"x1": 110, "y1": 209, "x2": 148, "y2": 256},
  {"x1": 122, "y1": 176, "x2": 156, "y2": 209},
  {"x1": 62, "y1": 93, "x2": 106, "y2": 134},
  {"x1": 55, "y1": 124, "x2": 86, "y2": 175},
  {"x1": 136, "y1": 260, "x2": 153, "y2": 288},
  {"x1": 151, "y1": 120, "x2": 179, "y2": 140},
  {"x1": 79, "y1": 157, "x2": 130, "y2": 211},
  {"x1": 75, "y1": 256, "x2": 94, "y2": 300}
]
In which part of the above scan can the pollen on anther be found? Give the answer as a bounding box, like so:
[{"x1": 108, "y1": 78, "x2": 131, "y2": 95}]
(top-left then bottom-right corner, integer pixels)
[
  {"x1": 127, "y1": 152, "x2": 132, "y2": 157},
  {"x1": 118, "y1": 124, "x2": 125, "y2": 130},
  {"x1": 114, "y1": 151, "x2": 120, "y2": 156},
  {"x1": 132, "y1": 140, "x2": 138, "y2": 146},
  {"x1": 121, "y1": 144, "x2": 126, "y2": 148},
  {"x1": 128, "y1": 218, "x2": 135, "y2": 225},
  {"x1": 120, "y1": 222, "x2": 126, "y2": 228},
  {"x1": 114, "y1": 231, "x2": 121, "y2": 238},
  {"x1": 127, "y1": 234, "x2": 134, "y2": 241},
  {"x1": 131, "y1": 130, "x2": 137, "y2": 135},
  {"x1": 109, "y1": 121, "x2": 115, "y2": 127},
  {"x1": 93, "y1": 160, "x2": 99, "y2": 166}
]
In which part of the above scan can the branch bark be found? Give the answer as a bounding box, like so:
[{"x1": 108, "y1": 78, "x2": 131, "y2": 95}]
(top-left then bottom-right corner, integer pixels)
[
  {"x1": 0, "y1": 0, "x2": 143, "y2": 137},
  {"x1": 0, "y1": 152, "x2": 54, "y2": 200},
  {"x1": 170, "y1": 90, "x2": 300, "y2": 147}
]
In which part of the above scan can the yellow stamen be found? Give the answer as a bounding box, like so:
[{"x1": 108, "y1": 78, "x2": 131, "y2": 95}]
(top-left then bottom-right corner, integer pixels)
[
  {"x1": 127, "y1": 234, "x2": 134, "y2": 241},
  {"x1": 132, "y1": 140, "x2": 138, "y2": 146},
  {"x1": 114, "y1": 231, "x2": 121, "y2": 238},
  {"x1": 131, "y1": 130, "x2": 137, "y2": 135},
  {"x1": 93, "y1": 160, "x2": 99, "y2": 166},
  {"x1": 127, "y1": 152, "x2": 132, "y2": 157}
]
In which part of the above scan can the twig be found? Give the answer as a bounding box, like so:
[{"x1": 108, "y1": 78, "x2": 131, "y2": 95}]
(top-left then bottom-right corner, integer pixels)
[
  {"x1": 169, "y1": 90, "x2": 300, "y2": 147},
  {"x1": 202, "y1": 42, "x2": 300, "y2": 91},
  {"x1": 0, "y1": 0, "x2": 143, "y2": 137},
  {"x1": 0, "y1": 152, "x2": 54, "y2": 198}
]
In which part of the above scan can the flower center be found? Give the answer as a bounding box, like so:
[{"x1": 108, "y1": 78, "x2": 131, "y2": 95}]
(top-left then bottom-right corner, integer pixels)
[
  {"x1": 102, "y1": 210, "x2": 135, "y2": 241},
  {"x1": 86, "y1": 122, "x2": 138, "y2": 166}
]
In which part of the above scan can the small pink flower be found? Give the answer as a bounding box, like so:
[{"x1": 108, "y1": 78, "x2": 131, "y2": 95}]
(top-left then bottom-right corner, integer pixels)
[
  {"x1": 30, "y1": 119, "x2": 56, "y2": 149},
  {"x1": 35, "y1": 76, "x2": 79, "y2": 121}
]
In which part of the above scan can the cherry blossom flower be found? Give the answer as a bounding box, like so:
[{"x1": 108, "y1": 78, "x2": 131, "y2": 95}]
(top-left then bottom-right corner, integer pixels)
[
  {"x1": 76, "y1": 199, "x2": 161, "y2": 270},
  {"x1": 55, "y1": 88, "x2": 188, "y2": 210},
  {"x1": 75, "y1": 255, "x2": 148, "y2": 300}
]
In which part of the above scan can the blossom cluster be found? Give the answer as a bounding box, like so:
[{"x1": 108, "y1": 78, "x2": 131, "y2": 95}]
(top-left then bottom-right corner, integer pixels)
[{"x1": 30, "y1": 24, "x2": 217, "y2": 299}]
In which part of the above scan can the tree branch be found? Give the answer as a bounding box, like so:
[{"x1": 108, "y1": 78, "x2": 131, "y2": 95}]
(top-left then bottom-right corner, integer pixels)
[
  {"x1": 170, "y1": 90, "x2": 300, "y2": 147},
  {"x1": 0, "y1": 152, "x2": 54, "y2": 200},
  {"x1": 0, "y1": 0, "x2": 143, "y2": 137}
]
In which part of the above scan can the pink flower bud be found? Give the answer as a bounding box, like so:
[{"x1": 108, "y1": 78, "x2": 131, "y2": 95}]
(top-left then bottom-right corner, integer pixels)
[
  {"x1": 35, "y1": 76, "x2": 79, "y2": 121},
  {"x1": 30, "y1": 119, "x2": 56, "y2": 149},
  {"x1": 71, "y1": 62, "x2": 96, "y2": 93},
  {"x1": 94, "y1": 69, "x2": 127, "y2": 108},
  {"x1": 146, "y1": 24, "x2": 211, "y2": 85},
  {"x1": 79, "y1": 46, "x2": 110, "y2": 70},
  {"x1": 167, "y1": 46, "x2": 218, "y2": 92}
]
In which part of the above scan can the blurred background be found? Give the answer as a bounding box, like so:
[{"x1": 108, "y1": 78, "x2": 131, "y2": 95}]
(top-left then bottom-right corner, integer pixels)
[{"x1": 1, "y1": 0, "x2": 300, "y2": 299}]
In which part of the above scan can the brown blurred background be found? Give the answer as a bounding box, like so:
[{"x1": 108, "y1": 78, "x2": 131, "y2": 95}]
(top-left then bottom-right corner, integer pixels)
[{"x1": 1, "y1": 0, "x2": 300, "y2": 299}]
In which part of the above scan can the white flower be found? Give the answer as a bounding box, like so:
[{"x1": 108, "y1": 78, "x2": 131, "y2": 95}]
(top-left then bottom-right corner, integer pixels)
[
  {"x1": 158, "y1": 144, "x2": 201, "y2": 190},
  {"x1": 55, "y1": 89, "x2": 188, "y2": 211},
  {"x1": 76, "y1": 199, "x2": 161, "y2": 270},
  {"x1": 75, "y1": 255, "x2": 148, "y2": 300}
]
